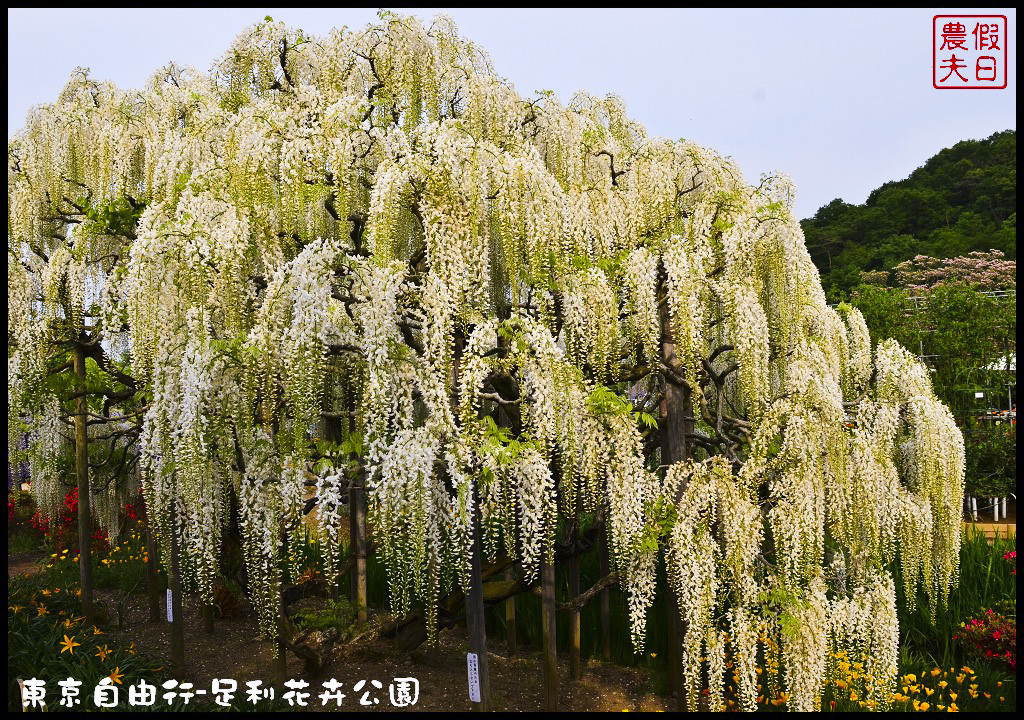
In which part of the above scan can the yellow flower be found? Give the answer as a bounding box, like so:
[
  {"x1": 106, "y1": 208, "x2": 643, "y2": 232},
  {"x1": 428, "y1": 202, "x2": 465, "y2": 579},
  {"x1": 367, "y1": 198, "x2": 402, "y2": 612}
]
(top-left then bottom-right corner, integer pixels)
[
  {"x1": 41, "y1": 589, "x2": 51, "y2": 597},
  {"x1": 107, "y1": 667, "x2": 124, "y2": 685},
  {"x1": 905, "y1": 674, "x2": 918, "y2": 683},
  {"x1": 948, "y1": 703, "x2": 959, "y2": 712},
  {"x1": 10, "y1": 605, "x2": 23, "y2": 614},
  {"x1": 919, "y1": 702, "x2": 931, "y2": 711},
  {"x1": 925, "y1": 687, "x2": 935, "y2": 696},
  {"x1": 960, "y1": 666, "x2": 973, "y2": 675},
  {"x1": 999, "y1": 697, "x2": 1004, "y2": 702},
  {"x1": 93, "y1": 626, "x2": 103, "y2": 635},
  {"x1": 938, "y1": 680, "x2": 948, "y2": 689},
  {"x1": 36, "y1": 604, "x2": 47, "y2": 616},
  {"x1": 955, "y1": 674, "x2": 966, "y2": 684},
  {"x1": 931, "y1": 668, "x2": 941, "y2": 677},
  {"x1": 60, "y1": 634, "x2": 80, "y2": 654},
  {"x1": 983, "y1": 693, "x2": 990, "y2": 699},
  {"x1": 949, "y1": 692, "x2": 957, "y2": 701},
  {"x1": 849, "y1": 691, "x2": 858, "y2": 701},
  {"x1": 997, "y1": 682, "x2": 1002, "y2": 688},
  {"x1": 95, "y1": 644, "x2": 110, "y2": 661},
  {"x1": 938, "y1": 705, "x2": 946, "y2": 711}
]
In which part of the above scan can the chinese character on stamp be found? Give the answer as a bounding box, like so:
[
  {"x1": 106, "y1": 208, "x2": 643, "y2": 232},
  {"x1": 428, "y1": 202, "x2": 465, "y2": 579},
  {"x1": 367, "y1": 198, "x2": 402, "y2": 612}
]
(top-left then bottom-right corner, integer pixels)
[{"x1": 933, "y1": 15, "x2": 1007, "y2": 89}]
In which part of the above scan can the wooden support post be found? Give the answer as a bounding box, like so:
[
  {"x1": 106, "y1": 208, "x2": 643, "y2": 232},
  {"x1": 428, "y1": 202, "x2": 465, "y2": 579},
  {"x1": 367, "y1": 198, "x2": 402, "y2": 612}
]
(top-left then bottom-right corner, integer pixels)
[
  {"x1": 202, "y1": 602, "x2": 215, "y2": 634},
  {"x1": 73, "y1": 343, "x2": 95, "y2": 626},
  {"x1": 274, "y1": 585, "x2": 288, "y2": 685},
  {"x1": 599, "y1": 522, "x2": 611, "y2": 662},
  {"x1": 569, "y1": 526, "x2": 582, "y2": 680},
  {"x1": 273, "y1": 525, "x2": 289, "y2": 684},
  {"x1": 660, "y1": 295, "x2": 692, "y2": 710},
  {"x1": 325, "y1": 413, "x2": 343, "y2": 603},
  {"x1": 143, "y1": 500, "x2": 160, "y2": 623},
  {"x1": 350, "y1": 478, "x2": 368, "y2": 623},
  {"x1": 168, "y1": 503, "x2": 186, "y2": 677},
  {"x1": 541, "y1": 551, "x2": 558, "y2": 711},
  {"x1": 466, "y1": 498, "x2": 491, "y2": 711},
  {"x1": 505, "y1": 565, "x2": 517, "y2": 655},
  {"x1": 666, "y1": 592, "x2": 684, "y2": 710}
]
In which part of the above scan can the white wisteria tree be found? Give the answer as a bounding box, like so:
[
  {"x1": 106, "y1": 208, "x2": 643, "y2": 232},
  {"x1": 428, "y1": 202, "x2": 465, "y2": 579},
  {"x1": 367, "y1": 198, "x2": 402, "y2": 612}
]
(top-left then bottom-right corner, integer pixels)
[{"x1": 8, "y1": 13, "x2": 965, "y2": 711}]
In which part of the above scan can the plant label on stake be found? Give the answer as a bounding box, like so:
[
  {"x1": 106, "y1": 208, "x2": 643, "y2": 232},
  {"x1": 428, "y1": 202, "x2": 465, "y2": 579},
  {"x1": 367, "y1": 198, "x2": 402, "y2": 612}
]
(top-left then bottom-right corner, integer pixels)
[
  {"x1": 166, "y1": 589, "x2": 173, "y2": 622},
  {"x1": 467, "y1": 652, "x2": 481, "y2": 703}
]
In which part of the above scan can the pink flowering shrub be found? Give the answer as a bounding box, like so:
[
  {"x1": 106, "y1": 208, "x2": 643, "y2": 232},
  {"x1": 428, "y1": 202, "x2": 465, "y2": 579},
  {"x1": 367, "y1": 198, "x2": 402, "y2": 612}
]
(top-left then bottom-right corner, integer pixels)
[
  {"x1": 954, "y1": 610, "x2": 1016, "y2": 669},
  {"x1": 893, "y1": 250, "x2": 1016, "y2": 294}
]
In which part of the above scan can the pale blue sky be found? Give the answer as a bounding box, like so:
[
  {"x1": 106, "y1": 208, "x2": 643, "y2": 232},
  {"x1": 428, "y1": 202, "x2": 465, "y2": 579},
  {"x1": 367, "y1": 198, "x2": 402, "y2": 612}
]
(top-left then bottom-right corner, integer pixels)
[{"x1": 7, "y1": 8, "x2": 1017, "y2": 220}]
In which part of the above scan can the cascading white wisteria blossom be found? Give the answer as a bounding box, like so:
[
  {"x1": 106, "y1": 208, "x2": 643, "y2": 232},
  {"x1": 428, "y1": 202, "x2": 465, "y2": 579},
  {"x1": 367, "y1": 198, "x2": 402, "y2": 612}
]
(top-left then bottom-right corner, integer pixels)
[
  {"x1": 827, "y1": 571, "x2": 900, "y2": 710},
  {"x1": 9, "y1": 12, "x2": 967, "y2": 709}
]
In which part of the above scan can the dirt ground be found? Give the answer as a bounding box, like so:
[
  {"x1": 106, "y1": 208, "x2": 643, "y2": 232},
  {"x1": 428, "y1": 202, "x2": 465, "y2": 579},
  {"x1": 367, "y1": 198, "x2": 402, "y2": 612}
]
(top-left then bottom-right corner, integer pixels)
[
  {"x1": 7, "y1": 548, "x2": 47, "y2": 578},
  {"x1": 80, "y1": 586, "x2": 670, "y2": 712},
  {"x1": 9, "y1": 546, "x2": 668, "y2": 711},
  {"x1": 14, "y1": 495, "x2": 1015, "y2": 712}
]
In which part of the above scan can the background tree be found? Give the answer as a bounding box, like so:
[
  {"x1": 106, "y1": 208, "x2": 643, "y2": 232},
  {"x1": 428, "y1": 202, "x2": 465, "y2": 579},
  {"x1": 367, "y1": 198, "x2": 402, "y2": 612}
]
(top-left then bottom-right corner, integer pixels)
[
  {"x1": 847, "y1": 271, "x2": 1015, "y2": 502},
  {"x1": 801, "y1": 130, "x2": 1015, "y2": 299},
  {"x1": 8, "y1": 151, "x2": 146, "y2": 624}
]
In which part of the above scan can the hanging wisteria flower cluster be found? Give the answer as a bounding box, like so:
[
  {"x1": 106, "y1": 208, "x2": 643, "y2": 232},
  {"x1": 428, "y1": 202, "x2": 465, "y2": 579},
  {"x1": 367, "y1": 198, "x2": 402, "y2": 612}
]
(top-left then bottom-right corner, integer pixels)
[{"x1": 8, "y1": 11, "x2": 965, "y2": 709}]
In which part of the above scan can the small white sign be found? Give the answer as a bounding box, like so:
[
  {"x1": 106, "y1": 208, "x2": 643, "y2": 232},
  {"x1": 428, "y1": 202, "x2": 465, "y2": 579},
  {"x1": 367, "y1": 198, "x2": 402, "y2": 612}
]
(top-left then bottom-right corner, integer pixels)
[
  {"x1": 166, "y1": 589, "x2": 173, "y2": 622},
  {"x1": 975, "y1": 391, "x2": 985, "y2": 399},
  {"x1": 466, "y1": 652, "x2": 481, "y2": 703}
]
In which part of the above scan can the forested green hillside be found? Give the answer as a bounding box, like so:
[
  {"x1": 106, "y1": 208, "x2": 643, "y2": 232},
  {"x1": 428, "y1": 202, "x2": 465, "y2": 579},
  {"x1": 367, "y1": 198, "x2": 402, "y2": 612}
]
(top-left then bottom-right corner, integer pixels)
[{"x1": 802, "y1": 130, "x2": 1016, "y2": 299}]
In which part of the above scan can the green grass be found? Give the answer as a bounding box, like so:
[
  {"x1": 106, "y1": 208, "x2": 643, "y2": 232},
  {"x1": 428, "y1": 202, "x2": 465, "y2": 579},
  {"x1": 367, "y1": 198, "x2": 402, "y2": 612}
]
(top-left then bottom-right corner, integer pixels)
[
  {"x1": 292, "y1": 598, "x2": 358, "y2": 636},
  {"x1": 895, "y1": 531, "x2": 1016, "y2": 669},
  {"x1": 7, "y1": 530, "x2": 43, "y2": 554}
]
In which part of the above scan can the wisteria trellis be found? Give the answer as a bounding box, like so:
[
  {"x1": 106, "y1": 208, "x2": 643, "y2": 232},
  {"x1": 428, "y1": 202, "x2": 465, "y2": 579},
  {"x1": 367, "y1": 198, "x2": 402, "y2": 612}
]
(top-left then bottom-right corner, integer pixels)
[{"x1": 8, "y1": 14, "x2": 965, "y2": 711}]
